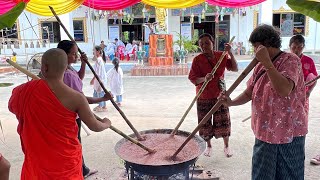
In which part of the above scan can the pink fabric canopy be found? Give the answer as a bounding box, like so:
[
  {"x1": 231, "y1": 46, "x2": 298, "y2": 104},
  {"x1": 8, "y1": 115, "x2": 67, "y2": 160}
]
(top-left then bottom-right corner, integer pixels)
[
  {"x1": 207, "y1": 0, "x2": 266, "y2": 8},
  {"x1": 83, "y1": 0, "x2": 141, "y2": 10},
  {"x1": 0, "y1": 0, "x2": 29, "y2": 15}
]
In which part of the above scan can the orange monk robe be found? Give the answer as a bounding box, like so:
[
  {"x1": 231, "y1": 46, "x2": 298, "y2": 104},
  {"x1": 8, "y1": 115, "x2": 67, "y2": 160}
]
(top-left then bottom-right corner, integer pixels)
[{"x1": 8, "y1": 80, "x2": 83, "y2": 180}]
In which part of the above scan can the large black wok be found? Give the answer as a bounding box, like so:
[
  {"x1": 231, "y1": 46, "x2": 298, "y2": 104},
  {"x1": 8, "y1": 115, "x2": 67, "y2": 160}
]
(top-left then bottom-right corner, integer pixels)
[{"x1": 115, "y1": 129, "x2": 206, "y2": 177}]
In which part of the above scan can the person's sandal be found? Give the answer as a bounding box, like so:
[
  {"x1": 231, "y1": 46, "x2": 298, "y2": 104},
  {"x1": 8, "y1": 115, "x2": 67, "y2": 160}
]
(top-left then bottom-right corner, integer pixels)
[
  {"x1": 97, "y1": 107, "x2": 108, "y2": 112},
  {"x1": 224, "y1": 147, "x2": 233, "y2": 158},
  {"x1": 84, "y1": 169, "x2": 98, "y2": 179},
  {"x1": 93, "y1": 106, "x2": 101, "y2": 111},
  {"x1": 310, "y1": 155, "x2": 320, "y2": 165}
]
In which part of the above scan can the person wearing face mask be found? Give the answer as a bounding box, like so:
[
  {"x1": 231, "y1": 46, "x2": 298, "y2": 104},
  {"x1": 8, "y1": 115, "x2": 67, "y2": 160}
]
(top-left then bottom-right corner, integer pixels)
[
  {"x1": 219, "y1": 24, "x2": 307, "y2": 180},
  {"x1": 188, "y1": 33, "x2": 238, "y2": 158}
]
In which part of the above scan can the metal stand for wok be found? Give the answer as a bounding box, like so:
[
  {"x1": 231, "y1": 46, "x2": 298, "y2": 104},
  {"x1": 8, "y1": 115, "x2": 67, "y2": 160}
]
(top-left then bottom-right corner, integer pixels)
[
  {"x1": 124, "y1": 161, "x2": 196, "y2": 180},
  {"x1": 115, "y1": 129, "x2": 205, "y2": 180}
]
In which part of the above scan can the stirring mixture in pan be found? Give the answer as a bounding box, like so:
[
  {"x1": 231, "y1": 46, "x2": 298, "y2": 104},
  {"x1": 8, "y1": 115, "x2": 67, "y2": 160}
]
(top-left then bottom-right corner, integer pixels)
[{"x1": 117, "y1": 133, "x2": 201, "y2": 166}]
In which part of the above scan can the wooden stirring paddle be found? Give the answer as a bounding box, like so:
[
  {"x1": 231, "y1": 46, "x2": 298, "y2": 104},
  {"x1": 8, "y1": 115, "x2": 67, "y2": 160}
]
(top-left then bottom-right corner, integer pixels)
[
  {"x1": 49, "y1": 6, "x2": 144, "y2": 141},
  {"x1": 172, "y1": 58, "x2": 259, "y2": 158},
  {"x1": 171, "y1": 36, "x2": 235, "y2": 136}
]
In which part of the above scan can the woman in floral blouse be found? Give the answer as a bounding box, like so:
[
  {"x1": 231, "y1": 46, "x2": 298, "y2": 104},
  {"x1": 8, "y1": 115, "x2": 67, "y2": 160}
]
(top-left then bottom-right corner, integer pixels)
[{"x1": 221, "y1": 24, "x2": 307, "y2": 180}]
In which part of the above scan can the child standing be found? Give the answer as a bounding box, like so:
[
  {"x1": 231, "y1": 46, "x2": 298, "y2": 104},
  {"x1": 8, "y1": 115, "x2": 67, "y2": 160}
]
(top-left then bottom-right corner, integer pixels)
[
  {"x1": 107, "y1": 58, "x2": 124, "y2": 106},
  {"x1": 11, "y1": 52, "x2": 17, "y2": 63},
  {"x1": 90, "y1": 46, "x2": 108, "y2": 112}
]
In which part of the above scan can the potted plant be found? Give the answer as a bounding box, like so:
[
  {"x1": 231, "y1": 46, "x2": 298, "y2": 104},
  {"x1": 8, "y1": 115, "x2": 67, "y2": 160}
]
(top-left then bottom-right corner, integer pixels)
[{"x1": 174, "y1": 32, "x2": 199, "y2": 63}]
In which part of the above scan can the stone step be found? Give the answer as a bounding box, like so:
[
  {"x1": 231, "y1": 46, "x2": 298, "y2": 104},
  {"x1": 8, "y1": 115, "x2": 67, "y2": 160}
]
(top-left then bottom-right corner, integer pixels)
[{"x1": 131, "y1": 64, "x2": 189, "y2": 76}]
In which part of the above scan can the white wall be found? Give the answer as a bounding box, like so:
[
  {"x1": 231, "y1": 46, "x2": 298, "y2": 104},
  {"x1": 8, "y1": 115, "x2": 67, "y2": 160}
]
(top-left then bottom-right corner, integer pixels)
[
  {"x1": 167, "y1": 9, "x2": 181, "y2": 42},
  {"x1": 230, "y1": 8, "x2": 255, "y2": 53},
  {"x1": 260, "y1": 0, "x2": 273, "y2": 25}
]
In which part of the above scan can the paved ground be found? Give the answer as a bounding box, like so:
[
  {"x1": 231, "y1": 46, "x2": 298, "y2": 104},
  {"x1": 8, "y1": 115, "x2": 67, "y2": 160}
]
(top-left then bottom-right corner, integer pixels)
[{"x1": 0, "y1": 69, "x2": 319, "y2": 180}]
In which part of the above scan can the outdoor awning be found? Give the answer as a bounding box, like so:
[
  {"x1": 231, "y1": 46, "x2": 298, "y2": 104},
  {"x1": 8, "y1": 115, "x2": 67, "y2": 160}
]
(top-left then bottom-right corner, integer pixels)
[
  {"x1": 207, "y1": 0, "x2": 266, "y2": 8},
  {"x1": 141, "y1": 0, "x2": 205, "y2": 8},
  {"x1": 83, "y1": 0, "x2": 140, "y2": 10},
  {"x1": 25, "y1": 0, "x2": 84, "y2": 16}
]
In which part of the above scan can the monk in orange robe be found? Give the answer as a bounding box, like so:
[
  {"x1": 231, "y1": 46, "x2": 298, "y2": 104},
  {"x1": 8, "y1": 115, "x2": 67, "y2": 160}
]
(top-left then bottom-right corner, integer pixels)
[{"x1": 8, "y1": 48, "x2": 111, "y2": 179}]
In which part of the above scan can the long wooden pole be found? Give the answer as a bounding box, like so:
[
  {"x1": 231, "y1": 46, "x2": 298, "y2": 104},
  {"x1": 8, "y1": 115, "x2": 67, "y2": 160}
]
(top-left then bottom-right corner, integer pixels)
[
  {"x1": 7, "y1": 60, "x2": 154, "y2": 153},
  {"x1": 94, "y1": 115, "x2": 155, "y2": 153},
  {"x1": 305, "y1": 75, "x2": 320, "y2": 87},
  {"x1": 242, "y1": 74, "x2": 320, "y2": 122},
  {"x1": 49, "y1": 6, "x2": 143, "y2": 140},
  {"x1": 172, "y1": 59, "x2": 258, "y2": 158},
  {"x1": 6, "y1": 59, "x2": 39, "y2": 79},
  {"x1": 171, "y1": 36, "x2": 235, "y2": 136},
  {"x1": 81, "y1": 122, "x2": 91, "y2": 136}
]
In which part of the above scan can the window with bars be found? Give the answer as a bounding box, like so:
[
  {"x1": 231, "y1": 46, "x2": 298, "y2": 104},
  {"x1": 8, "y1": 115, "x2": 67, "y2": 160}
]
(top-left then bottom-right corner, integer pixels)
[
  {"x1": 40, "y1": 21, "x2": 61, "y2": 43},
  {"x1": 0, "y1": 23, "x2": 18, "y2": 39},
  {"x1": 273, "y1": 13, "x2": 306, "y2": 37},
  {"x1": 73, "y1": 20, "x2": 85, "y2": 42}
]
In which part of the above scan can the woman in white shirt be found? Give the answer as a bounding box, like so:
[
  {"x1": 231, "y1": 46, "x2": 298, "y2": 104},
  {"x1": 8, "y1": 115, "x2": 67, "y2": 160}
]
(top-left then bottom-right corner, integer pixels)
[
  {"x1": 107, "y1": 58, "x2": 124, "y2": 106},
  {"x1": 90, "y1": 46, "x2": 108, "y2": 111}
]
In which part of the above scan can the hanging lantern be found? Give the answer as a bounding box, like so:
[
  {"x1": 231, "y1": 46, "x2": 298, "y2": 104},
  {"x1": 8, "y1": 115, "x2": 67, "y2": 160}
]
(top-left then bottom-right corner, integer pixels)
[
  {"x1": 190, "y1": 13, "x2": 194, "y2": 23},
  {"x1": 198, "y1": 15, "x2": 202, "y2": 23},
  {"x1": 142, "y1": 7, "x2": 146, "y2": 18},
  {"x1": 181, "y1": 8, "x2": 186, "y2": 21},
  {"x1": 201, "y1": 9, "x2": 205, "y2": 19},
  {"x1": 205, "y1": 2, "x2": 208, "y2": 11},
  {"x1": 129, "y1": 14, "x2": 134, "y2": 25},
  {"x1": 215, "y1": 11, "x2": 220, "y2": 23},
  {"x1": 232, "y1": 9, "x2": 237, "y2": 17},
  {"x1": 30, "y1": 42, "x2": 34, "y2": 48},
  {"x1": 126, "y1": 14, "x2": 131, "y2": 24},
  {"x1": 113, "y1": 12, "x2": 118, "y2": 24},
  {"x1": 123, "y1": 11, "x2": 128, "y2": 22},
  {"x1": 25, "y1": 42, "x2": 28, "y2": 48},
  {"x1": 42, "y1": 41, "x2": 46, "y2": 48},
  {"x1": 36, "y1": 41, "x2": 40, "y2": 48},
  {"x1": 0, "y1": 43, "x2": 3, "y2": 49},
  {"x1": 242, "y1": 8, "x2": 247, "y2": 16},
  {"x1": 220, "y1": 8, "x2": 225, "y2": 21}
]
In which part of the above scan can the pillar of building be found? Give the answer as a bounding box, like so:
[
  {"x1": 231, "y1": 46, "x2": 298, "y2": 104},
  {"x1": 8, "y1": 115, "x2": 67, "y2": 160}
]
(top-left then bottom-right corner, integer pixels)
[
  {"x1": 259, "y1": 0, "x2": 273, "y2": 25},
  {"x1": 59, "y1": 13, "x2": 74, "y2": 40},
  {"x1": 167, "y1": 9, "x2": 181, "y2": 41}
]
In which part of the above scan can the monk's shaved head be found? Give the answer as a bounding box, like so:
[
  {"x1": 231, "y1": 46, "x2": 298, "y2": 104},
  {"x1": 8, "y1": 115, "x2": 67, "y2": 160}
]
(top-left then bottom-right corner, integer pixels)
[{"x1": 41, "y1": 48, "x2": 68, "y2": 79}]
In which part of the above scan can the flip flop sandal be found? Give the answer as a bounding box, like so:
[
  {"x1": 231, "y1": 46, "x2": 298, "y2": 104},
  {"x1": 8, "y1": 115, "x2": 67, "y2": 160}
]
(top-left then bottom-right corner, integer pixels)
[
  {"x1": 84, "y1": 169, "x2": 98, "y2": 179},
  {"x1": 93, "y1": 106, "x2": 101, "y2": 111}
]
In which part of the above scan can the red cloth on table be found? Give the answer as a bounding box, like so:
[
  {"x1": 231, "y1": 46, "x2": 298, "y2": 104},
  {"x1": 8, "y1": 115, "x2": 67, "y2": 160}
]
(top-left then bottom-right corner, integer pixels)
[
  {"x1": 189, "y1": 51, "x2": 232, "y2": 99},
  {"x1": 8, "y1": 79, "x2": 82, "y2": 180}
]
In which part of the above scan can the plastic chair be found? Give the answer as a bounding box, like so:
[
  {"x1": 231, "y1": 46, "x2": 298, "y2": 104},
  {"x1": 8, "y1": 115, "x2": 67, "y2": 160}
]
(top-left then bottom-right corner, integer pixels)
[
  {"x1": 115, "y1": 46, "x2": 125, "y2": 60},
  {"x1": 127, "y1": 47, "x2": 137, "y2": 61}
]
